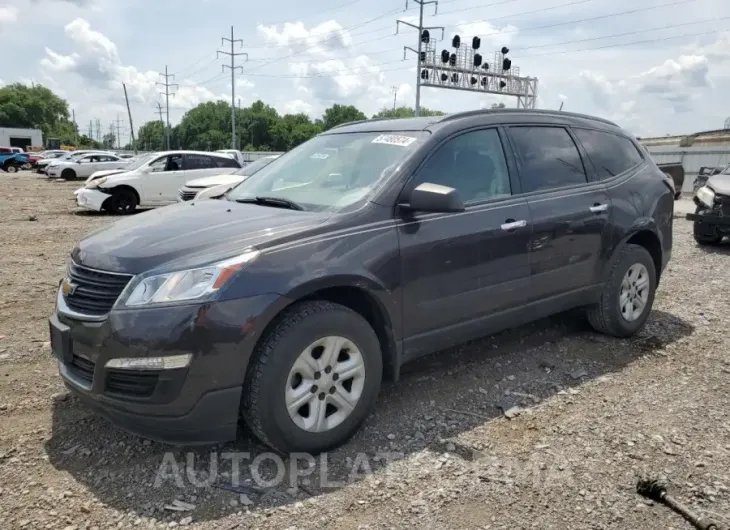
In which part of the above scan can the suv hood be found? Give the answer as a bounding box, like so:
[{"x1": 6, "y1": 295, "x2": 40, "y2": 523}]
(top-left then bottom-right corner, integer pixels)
[
  {"x1": 184, "y1": 173, "x2": 245, "y2": 189},
  {"x1": 73, "y1": 199, "x2": 330, "y2": 274},
  {"x1": 707, "y1": 174, "x2": 730, "y2": 196}
]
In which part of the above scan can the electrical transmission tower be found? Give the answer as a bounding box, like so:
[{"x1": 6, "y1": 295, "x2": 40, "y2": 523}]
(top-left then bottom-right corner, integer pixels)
[
  {"x1": 391, "y1": 86, "x2": 399, "y2": 110},
  {"x1": 156, "y1": 66, "x2": 178, "y2": 150},
  {"x1": 95, "y1": 119, "x2": 101, "y2": 142},
  {"x1": 114, "y1": 114, "x2": 124, "y2": 150},
  {"x1": 218, "y1": 26, "x2": 248, "y2": 150},
  {"x1": 397, "y1": 0, "x2": 444, "y2": 117}
]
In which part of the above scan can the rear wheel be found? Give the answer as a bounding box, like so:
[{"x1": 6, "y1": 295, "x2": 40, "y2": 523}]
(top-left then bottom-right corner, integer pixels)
[
  {"x1": 587, "y1": 244, "x2": 657, "y2": 337},
  {"x1": 61, "y1": 168, "x2": 76, "y2": 180},
  {"x1": 693, "y1": 206, "x2": 723, "y2": 245},
  {"x1": 242, "y1": 300, "x2": 382, "y2": 454},
  {"x1": 107, "y1": 188, "x2": 138, "y2": 215},
  {"x1": 5, "y1": 163, "x2": 18, "y2": 173}
]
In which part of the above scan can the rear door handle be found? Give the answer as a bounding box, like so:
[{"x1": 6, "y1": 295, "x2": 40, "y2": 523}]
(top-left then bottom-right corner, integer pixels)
[
  {"x1": 590, "y1": 203, "x2": 608, "y2": 213},
  {"x1": 501, "y1": 219, "x2": 527, "y2": 231}
]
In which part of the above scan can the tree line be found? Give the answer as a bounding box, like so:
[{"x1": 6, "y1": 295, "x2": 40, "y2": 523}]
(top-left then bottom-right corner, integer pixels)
[{"x1": 0, "y1": 83, "x2": 445, "y2": 152}]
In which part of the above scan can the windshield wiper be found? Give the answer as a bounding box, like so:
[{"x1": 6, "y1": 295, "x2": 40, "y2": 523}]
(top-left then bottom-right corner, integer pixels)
[{"x1": 235, "y1": 196, "x2": 304, "y2": 210}]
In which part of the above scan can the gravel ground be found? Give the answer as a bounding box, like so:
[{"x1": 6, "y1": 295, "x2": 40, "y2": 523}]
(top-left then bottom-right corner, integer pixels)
[{"x1": 1, "y1": 173, "x2": 729, "y2": 530}]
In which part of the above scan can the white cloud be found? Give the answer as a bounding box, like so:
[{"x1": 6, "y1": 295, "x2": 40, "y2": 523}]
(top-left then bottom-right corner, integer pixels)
[
  {"x1": 456, "y1": 21, "x2": 518, "y2": 49},
  {"x1": 256, "y1": 20, "x2": 351, "y2": 55},
  {"x1": 0, "y1": 6, "x2": 18, "y2": 29},
  {"x1": 280, "y1": 99, "x2": 314, "y2": 115},
  {"x1": 39, "y1": 18, "x2": 239, "y2": 118}
]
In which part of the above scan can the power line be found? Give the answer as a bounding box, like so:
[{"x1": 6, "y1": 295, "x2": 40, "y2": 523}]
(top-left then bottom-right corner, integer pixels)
[
  {"x1": 230, "y1": 0, "x2": 701, "y2": 75},
  {"x1": 219, "y1": 26, "x2": 248, "y2": 150}
]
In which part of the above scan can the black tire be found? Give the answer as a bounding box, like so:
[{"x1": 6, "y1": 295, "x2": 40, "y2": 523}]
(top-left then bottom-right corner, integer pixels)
[
  {"x1": 692, "y1": 206, "x2": 723, "y2": 245},
  {"x1": 674, "y1": 191, "x2": 682, "y2": 200},
  {"x1": 107, "y1": 188, "x2": 138, "y2": 215},
  {"x1": 5, "y1": 163, "x2": 18, "y2": 173},
  {"x1": 242, "y1": 300, "x2": 383, "y2": 454},
  {"x1": 586, "y1": 244, "x2": 657, "y2": 337},
  {"x1": 61, "y1": 168, "x2": 77, "y2": 180}
]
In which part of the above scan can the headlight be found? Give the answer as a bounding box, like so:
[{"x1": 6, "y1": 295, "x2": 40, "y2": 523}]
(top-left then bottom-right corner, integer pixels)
[
  {"x1": 123, "y1": 249, "x2": 260, "y2": 307},
  {"x1": 696, "y1": 186, "x2": 715, "y2": 208},
  {"x1": 86, "y1": 177, "x2": 107, "y2": 189}
]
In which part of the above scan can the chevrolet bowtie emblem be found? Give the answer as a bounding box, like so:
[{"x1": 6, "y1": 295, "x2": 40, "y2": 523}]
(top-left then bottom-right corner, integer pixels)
[{"x1": 61, "y1": 278, "x2": 78, "y2": 296}]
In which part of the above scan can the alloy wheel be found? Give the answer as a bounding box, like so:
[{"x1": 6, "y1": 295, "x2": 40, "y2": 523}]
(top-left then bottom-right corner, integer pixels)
[{"x1": 619, "y1": 263, "x2": 650, "y2": 322}]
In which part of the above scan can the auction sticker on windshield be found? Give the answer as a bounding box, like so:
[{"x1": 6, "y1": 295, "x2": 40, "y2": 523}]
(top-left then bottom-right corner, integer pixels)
[{"x1": 371, "y1": 134, "x2": 417, "y2": 147}]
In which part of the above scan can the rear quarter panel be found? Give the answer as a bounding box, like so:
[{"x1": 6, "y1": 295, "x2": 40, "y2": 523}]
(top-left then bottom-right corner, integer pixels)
[{"x1": 604, "y1": 163, "x2": 673, "y2": 275}]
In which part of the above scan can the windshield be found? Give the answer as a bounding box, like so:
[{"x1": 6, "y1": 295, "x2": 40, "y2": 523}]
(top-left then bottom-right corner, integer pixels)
[
  {"x1": 226, "y1": 131, "x2": 426, "y2": 212},
  {"x1": 126, "y1": 153, "x2": 157, "y2": 171},
  {"x1": 233, "y1": 156, "x2": 278, "y2": 177}
]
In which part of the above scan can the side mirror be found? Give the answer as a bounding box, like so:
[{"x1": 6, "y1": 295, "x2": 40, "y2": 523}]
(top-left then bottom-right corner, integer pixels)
[{"x1": 402, "y1": 182, "x2": 465, "y2": 213}]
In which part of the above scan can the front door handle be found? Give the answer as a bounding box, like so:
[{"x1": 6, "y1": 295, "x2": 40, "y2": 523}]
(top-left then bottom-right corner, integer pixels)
[
  {"x1": 590, "y1": 203, "x2": 608, "y2": 213},
  {"x1": 501, "y1": 219, "x2": 527, "y2": 231}
]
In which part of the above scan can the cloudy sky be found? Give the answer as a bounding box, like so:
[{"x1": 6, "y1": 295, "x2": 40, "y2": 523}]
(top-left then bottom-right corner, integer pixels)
[{"x1": 1, "y1": 0, "x2": 729, "y2": 143}]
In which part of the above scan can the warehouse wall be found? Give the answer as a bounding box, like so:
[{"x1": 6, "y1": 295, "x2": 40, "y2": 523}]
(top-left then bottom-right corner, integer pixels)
[{"x1": 645, "y1": 145, "x2": 730, "y2": 192}]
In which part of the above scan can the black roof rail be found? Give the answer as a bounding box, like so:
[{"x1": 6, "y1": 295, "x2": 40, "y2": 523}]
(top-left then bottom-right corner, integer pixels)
[{"x1": 437, "y1": 108, "x2": 619, "y2": 128}]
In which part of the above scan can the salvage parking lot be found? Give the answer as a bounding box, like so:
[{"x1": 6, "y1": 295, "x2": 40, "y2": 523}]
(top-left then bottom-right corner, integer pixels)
[{"x1": 1, "y1": 172, "x2": 729, "y2": 529}]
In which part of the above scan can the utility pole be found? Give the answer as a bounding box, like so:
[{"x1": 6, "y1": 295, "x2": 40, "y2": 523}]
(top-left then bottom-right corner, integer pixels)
[
  {"x1": 218, "y1": 26, "x2": 248, "y2": 150},
  {"x1": 123, "y1": 83, "x2": 137, "y2": 154},
  {"x1": 88, "y1": 120, "x2": 93, "y2": 140},
  {"x1": 391, "y1": 86, "x2": 398, "y2": 111},
  {"x1": 397, "y1": 0, "x2": 443, "y2": 117},
  {"x1": 156, "y1": 66, "x2": 177, "y2": 150},
  {"x1": 114, "y1": 114, "x2": 124, "y2": 150},
  {"x1": 95, "y1": 119, "x2": 101, "y2": 143}
]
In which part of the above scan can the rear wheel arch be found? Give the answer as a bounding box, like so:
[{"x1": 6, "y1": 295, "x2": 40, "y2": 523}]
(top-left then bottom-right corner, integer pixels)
[{"x1": 607, "y1": 228, "x2": 663, "y2": 284}]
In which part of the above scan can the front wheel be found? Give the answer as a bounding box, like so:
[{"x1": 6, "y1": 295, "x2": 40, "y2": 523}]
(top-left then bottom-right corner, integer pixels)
[
  {"x1": 61, "y1": 168, "x2": 76, "y2": 180},
  {"x1": 242, "y1": 301, "x2": 383, "y2": 454},
  {"x1": 107, "y1": 188, "x2": 138, "y2": 215},
  {"x1": 5, "y1": 164, "x2": 18, "y2": 173},
  {"x1": 586, "y1": 244, "x2": 657, "y2": 337}
]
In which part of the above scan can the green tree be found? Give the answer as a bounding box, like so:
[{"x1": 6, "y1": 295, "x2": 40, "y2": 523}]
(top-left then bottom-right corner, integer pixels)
[
  {"x1": 177, "y1": 101, "x2": 232, "y2": 150},
  {"x1": 102, "y1": 132, "x2": 116, "y2": 149},
  {"x1": 372, "y1": 106, "x2": 445, "y2": 119},
  {"x1": 321, "y1": 104, "x2": 367, "y2": 130},
  {"x1": 0, "y1": 83, "x2": 73, "y2": 142},
  {"x1": 137, "y1": 120, "x2": 166, "y2": 151}
]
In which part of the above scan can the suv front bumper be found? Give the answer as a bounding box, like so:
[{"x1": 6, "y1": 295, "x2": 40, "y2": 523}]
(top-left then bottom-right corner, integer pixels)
[{"x1": 49, "y1": 292, "x2": 281, "y2": 444}]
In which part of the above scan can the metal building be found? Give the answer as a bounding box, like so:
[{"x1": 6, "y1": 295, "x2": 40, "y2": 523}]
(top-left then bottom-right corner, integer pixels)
[
  {"x1": 645, "y1": 145, "x2": 730, "y2": 192},
  {"x1": 0, "y1": 127, "x2": 43, "y2": 150}
]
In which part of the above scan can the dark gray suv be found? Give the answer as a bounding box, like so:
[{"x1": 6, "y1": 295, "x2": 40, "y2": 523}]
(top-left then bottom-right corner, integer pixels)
[{"x1": 49, "y1": 109, "x2": 674, "y2": 453}]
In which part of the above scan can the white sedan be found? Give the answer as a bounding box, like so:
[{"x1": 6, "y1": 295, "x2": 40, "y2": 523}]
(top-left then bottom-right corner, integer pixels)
[
  {"x1": 178, "y1": 155, "x2": 280, "y2": 201},
  {"x1": 46, "y1": 153, "x2": 129, "y2": 180}
]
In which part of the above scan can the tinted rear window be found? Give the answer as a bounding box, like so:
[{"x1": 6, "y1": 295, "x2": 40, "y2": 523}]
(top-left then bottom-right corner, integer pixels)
[
  {"x1": 573, "y1": 128, "x2": 643, "y2": 179},
  {"x1": 508, "y1": 126, "x2": 588, "y2": 193}
]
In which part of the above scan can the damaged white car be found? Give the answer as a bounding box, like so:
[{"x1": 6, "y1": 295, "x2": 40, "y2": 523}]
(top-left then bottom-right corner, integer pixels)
[
  {"x1": 177, "y1": 154, "x2": 280, "y2": 201},
  {"x1": 74, "y1": 151, "x2": 240, "y2": 214}
]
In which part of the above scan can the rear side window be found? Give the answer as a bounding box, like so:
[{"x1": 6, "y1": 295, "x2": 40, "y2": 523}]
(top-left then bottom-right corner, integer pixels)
[
  {"x1": 573, "y1": 128, "x2": 643, "y2": 179},
  {"x1": 508, "y1": 126, "x2": 587, "y2": 193},
  {"x1": 215, "y1": 156, "x2": 240, "y2": 168},
  {"x1": 185, "y1": 154, "x2": 216, "y2": 170}
]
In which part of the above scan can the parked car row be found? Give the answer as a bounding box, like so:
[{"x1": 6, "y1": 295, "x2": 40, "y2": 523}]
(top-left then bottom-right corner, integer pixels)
[
  {"x1": 74, "y1": 150, "x2": 242, "y2": 214},
  {"x1": 50, "y1": 109, "x2": 674, "y2": 454}
]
